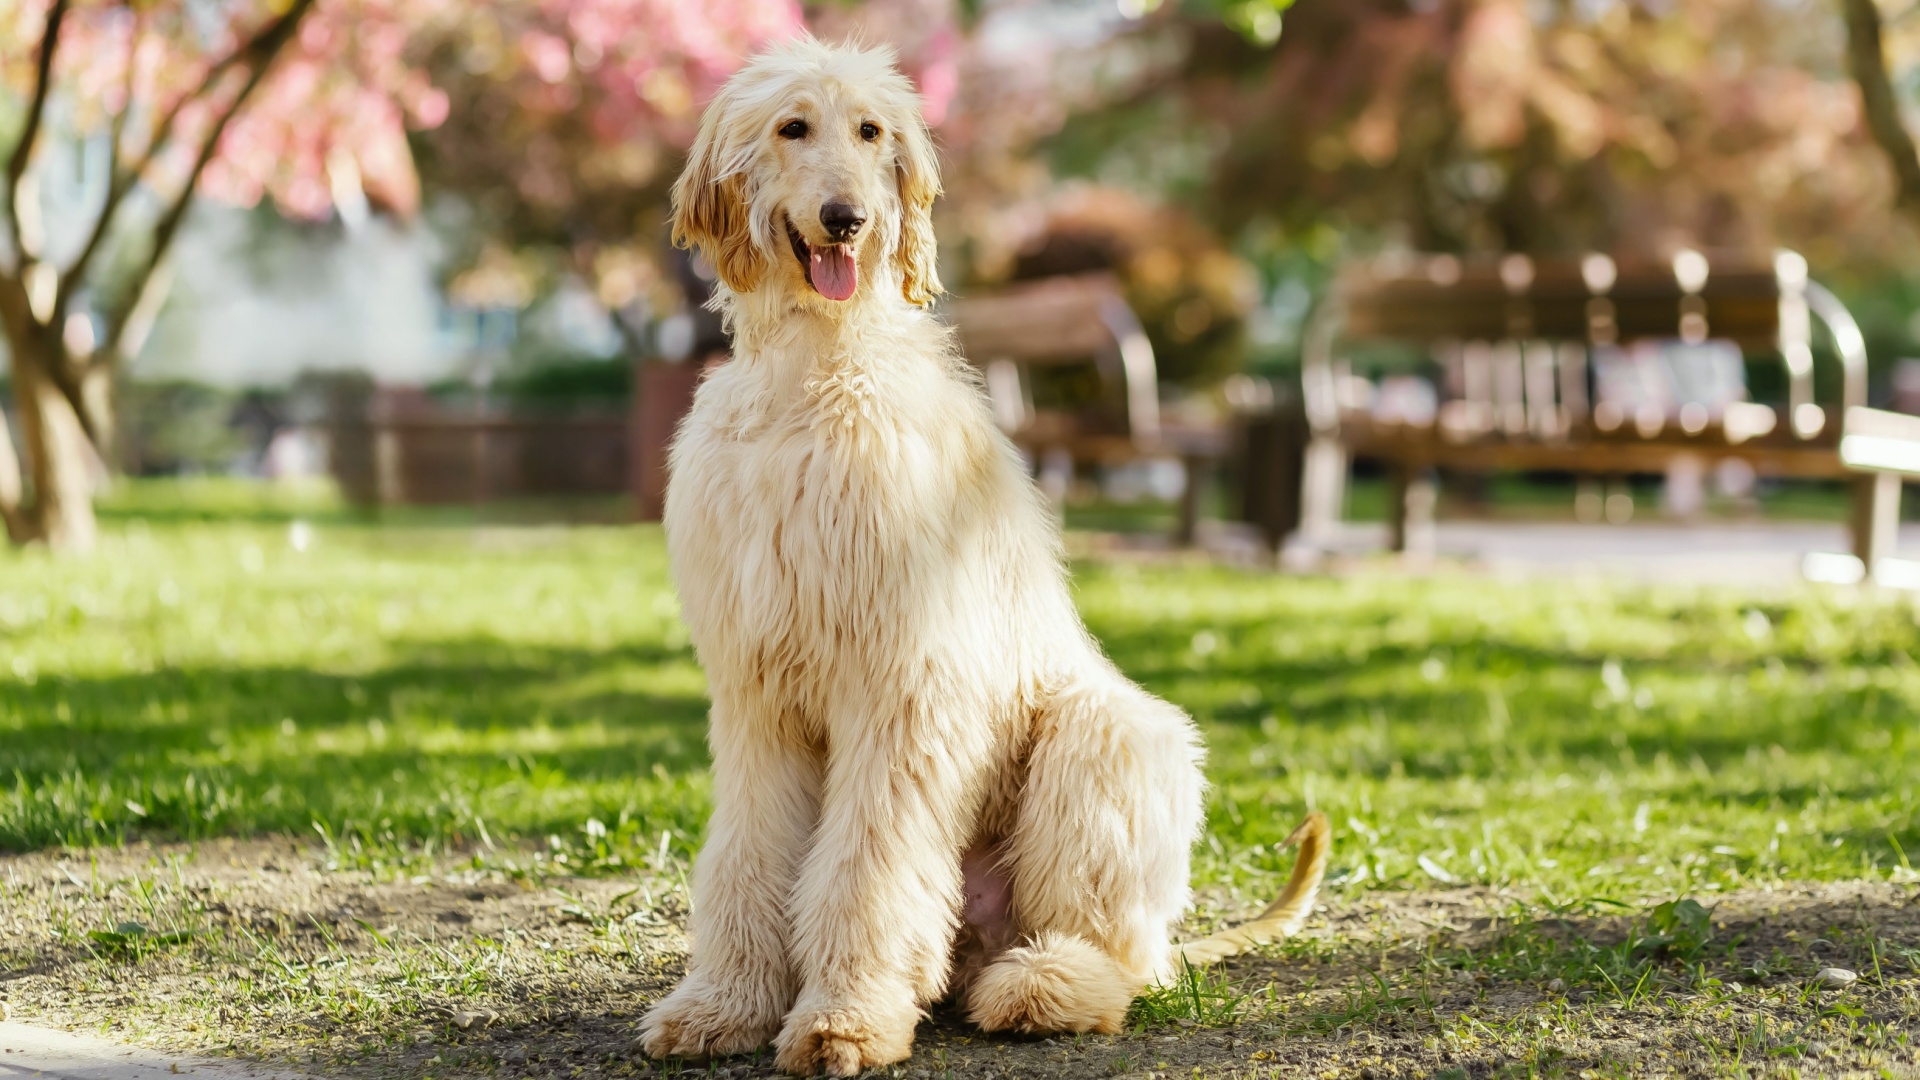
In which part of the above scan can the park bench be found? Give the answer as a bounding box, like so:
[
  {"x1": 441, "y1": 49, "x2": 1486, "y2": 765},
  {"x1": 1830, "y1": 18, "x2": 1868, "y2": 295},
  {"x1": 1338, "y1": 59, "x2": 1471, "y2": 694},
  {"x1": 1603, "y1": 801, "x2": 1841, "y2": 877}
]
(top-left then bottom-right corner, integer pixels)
[
  {"x1": 945, "y1": 272, "x2": 1233, "y2": 543},
  {"x1": 1298, "y1": 251, "x2": 1920, "y2": 585}
]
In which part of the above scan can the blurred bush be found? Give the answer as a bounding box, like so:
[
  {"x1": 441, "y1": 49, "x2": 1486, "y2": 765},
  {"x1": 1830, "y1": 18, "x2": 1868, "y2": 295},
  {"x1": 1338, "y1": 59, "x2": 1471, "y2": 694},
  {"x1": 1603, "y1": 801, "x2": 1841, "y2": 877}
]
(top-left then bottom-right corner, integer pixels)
[
  {"x1": 423, "y1": 352, "x2": 632, "y2": 410},
  {"x1": 492, "y1": 355, "x2": 632, "y2": 406},
  {"x1": 996, "y1": 188, "x2": 1258, "y2": 389},
  {"x1": 116, "y1": 381, "x2": 253, "y2": 476}
]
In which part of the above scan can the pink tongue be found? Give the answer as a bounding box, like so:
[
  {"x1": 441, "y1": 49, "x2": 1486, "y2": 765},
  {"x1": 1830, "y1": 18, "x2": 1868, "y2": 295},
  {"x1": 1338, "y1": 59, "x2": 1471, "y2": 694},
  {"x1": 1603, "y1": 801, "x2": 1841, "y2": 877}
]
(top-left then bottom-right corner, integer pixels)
[{"x1": 808, "y1": 244, "x2": 858, "y2": 301}]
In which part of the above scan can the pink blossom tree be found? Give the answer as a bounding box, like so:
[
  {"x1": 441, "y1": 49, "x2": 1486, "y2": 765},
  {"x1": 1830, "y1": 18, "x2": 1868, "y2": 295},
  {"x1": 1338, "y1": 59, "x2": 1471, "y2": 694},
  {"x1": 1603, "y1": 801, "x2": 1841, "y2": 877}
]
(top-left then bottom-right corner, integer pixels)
[
  {"x1": 0, "y1": 0, "x2": 837, "y2": 551},
  {"x1": 0, "y1": 0, "x2": 453, "y2": 550},
  {"x1": 410, "y1": 0, "x2": 967, "y2": 346},
  {"x1": 408, "y1": 0, "x2": 806, "y2": 339}
]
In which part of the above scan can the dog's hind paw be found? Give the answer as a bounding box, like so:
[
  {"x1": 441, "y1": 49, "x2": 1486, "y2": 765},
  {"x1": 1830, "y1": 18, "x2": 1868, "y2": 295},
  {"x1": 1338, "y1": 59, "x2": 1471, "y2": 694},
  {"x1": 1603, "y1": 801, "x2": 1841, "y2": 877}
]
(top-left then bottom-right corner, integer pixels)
[
  {"x1": 772, "y1": 1005, "x2": 914, "y2": 1077},
  {"x1": 965, "y1": 932, "x2": 1135, "y2": 1035},
  {"x1": 637, "y1": 977, "x2": 783, "y2": 1060}
]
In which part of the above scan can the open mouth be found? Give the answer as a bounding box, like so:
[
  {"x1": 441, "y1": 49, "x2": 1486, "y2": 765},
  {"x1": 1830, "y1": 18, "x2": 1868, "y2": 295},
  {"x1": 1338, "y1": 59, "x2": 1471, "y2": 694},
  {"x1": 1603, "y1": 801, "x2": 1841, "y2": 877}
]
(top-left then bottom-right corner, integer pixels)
[{"x1": 786, "y1": 218, "x2": 858, "y2": 302}]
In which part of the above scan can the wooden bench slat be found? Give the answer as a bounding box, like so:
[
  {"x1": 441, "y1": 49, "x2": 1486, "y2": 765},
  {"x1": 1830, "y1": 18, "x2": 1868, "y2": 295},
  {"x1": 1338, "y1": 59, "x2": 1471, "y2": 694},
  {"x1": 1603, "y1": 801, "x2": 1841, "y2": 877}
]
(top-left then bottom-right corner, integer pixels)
[
  {"x1": 1840, "y1": 407, "x2": 1920, "y2": 476},
  {"x1": 947, "y1": 274, "x2": 1126, "y2": 363}
]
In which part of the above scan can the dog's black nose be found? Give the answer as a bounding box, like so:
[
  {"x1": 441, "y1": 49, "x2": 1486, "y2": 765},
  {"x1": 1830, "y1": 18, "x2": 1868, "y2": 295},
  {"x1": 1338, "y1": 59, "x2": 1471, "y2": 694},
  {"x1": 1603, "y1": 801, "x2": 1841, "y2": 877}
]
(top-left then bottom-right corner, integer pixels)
[{"x1": 820, "y1": 202, "x2": 866, "y2": 242}]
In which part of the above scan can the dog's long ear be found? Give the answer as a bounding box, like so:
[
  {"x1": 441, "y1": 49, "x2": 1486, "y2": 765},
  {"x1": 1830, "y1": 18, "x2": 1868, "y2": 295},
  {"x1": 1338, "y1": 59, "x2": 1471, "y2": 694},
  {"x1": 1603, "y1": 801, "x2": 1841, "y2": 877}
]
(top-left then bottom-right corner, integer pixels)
[
  {"x1": 894, "y1": 112, "x2": 943, "y2": 306},
  {"x1": 671, "y1": 95, "x2": 765, "y2": 294}
]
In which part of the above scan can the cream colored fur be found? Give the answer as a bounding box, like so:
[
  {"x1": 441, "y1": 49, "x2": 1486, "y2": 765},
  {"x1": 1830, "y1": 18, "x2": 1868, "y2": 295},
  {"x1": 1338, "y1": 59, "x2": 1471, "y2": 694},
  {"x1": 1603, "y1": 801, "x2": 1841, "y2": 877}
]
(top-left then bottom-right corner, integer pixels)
[{"x1": 637, "y1": 39, "x2": 1322, "y2": 1077}]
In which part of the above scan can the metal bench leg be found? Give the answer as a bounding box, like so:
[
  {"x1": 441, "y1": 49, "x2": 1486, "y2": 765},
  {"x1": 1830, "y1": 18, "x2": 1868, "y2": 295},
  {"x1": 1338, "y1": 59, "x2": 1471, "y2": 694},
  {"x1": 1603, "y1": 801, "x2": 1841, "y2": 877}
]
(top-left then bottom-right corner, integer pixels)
[
  {"x1": 1176, "y1": 453, "x2": 1207, "y2": 548},
  {"x1": 1037, "y1": 447, "x2": 1074, "y2": 509},
  {"x1": 1388, "y1": 463, "x2": 1437, "y2": 558},
  {"x1": 1299, "y1": 437, "x2": 1347, "y2": 545},
  {"x1": 1235, "y1": 407, "x2": 1306, "y2": 554},
  {"x1": 1605, "y1": 477, "x2": 1635, "y2": 524},
  {"x1": 1574, "y1": 478, "x2": 1604, "y2": 523},
  {"x1": 1851, "y1": 471, "x2": 1903, "y2": 573}
]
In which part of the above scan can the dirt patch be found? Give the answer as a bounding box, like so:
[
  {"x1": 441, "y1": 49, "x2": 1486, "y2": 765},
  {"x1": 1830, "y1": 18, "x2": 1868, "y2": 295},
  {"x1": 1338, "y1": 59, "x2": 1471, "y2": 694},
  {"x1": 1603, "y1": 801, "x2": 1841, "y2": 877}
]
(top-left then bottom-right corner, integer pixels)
[{"x1": 3, "y1": 840, "x2": 1917, "y2": 1078}]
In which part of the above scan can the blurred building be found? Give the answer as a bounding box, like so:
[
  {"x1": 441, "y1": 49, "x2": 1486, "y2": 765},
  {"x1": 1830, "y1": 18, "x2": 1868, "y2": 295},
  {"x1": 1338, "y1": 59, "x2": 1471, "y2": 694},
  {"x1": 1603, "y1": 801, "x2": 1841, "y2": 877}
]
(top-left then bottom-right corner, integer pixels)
[{"x1": 132, "y1": 207, "x2": 453, "y2": 387}]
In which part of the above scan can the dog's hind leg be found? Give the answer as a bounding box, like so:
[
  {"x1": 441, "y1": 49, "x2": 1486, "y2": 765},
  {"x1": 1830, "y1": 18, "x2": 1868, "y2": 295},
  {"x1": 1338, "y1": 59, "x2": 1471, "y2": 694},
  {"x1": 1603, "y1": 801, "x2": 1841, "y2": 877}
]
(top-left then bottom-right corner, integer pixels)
[
  {"x1": 965, "y1": 674, "x2": 1205, "y2": 1034},
  {"x1": 640, "y1": 689, "x2": 823, "y2": 1059}
]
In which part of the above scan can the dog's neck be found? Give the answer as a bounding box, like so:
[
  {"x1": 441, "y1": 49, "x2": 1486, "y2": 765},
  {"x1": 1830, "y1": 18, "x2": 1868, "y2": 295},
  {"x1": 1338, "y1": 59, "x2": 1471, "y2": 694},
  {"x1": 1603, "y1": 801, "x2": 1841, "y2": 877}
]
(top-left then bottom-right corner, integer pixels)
[{"x1": 716, "y1": 270, "x2": 927, "y2": 379}]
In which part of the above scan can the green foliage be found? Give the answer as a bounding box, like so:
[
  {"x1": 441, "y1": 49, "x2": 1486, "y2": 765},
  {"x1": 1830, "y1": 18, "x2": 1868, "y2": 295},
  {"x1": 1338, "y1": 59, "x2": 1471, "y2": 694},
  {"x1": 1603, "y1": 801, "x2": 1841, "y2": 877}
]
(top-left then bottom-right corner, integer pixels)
[
  {"x1": 1639, "y1": 897, "x2": 1714, "y2": 961},
  {"x1": 115, "y1": 381, "x2": 250, "y2": 476},
  {"x1": 1129, "y1": 959, "x2": 1258, "y2": 1028},
  {"x1": 1198, "y1": 0, "x2": 1298, "y2": 46},
  {"x1": 427, "y1": 355, "x2": 632, "y2": 408},
  {"x1": 495, "y1": 355, "x2": 631, "y2": 405},
  {"x1": 1112, "y1": 0, "x2": 1300, "y2": 46},
  {"x1": 1445, "y1": 894, "x2": 1735, "y2": 1007},
  {"x1": 86, "y1": 921, "x2": 195, "y2": 956}
]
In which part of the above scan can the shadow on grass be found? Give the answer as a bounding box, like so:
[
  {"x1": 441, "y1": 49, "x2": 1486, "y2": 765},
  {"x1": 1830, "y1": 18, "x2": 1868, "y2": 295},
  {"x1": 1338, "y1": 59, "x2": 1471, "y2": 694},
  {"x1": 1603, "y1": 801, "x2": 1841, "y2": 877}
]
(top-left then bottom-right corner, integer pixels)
[
  {"x1": 1091, "y1": 619, "x2": 1919, "y2": 774},
  {"x1": 10, "y1": 608, "x2": 1918, "y2": 861},
  {"x1": 0, "y1": 637, "x2": 711, "y2": 853}
]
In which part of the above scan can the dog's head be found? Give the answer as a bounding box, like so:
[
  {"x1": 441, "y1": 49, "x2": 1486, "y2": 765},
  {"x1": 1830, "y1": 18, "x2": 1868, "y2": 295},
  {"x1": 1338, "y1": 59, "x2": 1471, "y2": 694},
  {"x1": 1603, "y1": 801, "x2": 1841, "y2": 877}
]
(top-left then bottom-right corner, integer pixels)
[{"x1": 670, "y1": 39, "x2": 942, "y2": 310}]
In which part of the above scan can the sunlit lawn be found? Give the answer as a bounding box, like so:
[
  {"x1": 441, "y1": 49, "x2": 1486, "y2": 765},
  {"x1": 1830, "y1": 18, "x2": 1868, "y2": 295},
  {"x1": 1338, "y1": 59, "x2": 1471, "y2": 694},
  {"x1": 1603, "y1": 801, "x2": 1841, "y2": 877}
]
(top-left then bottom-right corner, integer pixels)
[{"x1": 4, "y1": 478, "x2": 1919, "y2": 908}]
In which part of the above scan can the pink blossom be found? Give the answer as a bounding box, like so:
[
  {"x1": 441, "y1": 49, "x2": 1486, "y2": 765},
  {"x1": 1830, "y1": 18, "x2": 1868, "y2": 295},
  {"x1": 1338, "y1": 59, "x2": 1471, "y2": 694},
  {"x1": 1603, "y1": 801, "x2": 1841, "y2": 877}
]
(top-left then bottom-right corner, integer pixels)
[{"x1": 6, "y1": 0, "x2": 969, "y2": 227}]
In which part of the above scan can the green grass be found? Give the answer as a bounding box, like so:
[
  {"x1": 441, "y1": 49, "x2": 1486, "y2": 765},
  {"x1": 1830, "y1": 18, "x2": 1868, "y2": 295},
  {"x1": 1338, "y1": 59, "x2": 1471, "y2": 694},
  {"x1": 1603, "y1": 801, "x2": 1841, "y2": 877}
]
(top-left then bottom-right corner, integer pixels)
[
  {"x1": 6, "y1": 479, "x2": 1920, "y2": 1076},
  {"x1": 4, "y1": 477, "x2": 1919, "y2": 907},
  {"x1": 1067, "y1": 471, "x2": 1909, "y2": 538}
]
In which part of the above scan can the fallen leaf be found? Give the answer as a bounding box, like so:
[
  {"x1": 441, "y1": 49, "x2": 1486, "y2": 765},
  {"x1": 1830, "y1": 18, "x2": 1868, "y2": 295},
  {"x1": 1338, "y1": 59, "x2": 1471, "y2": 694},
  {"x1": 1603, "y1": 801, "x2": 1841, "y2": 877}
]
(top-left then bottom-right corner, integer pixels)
[{"x1": 450, "y1": 1008, "x2": 499, "y2": 1031}]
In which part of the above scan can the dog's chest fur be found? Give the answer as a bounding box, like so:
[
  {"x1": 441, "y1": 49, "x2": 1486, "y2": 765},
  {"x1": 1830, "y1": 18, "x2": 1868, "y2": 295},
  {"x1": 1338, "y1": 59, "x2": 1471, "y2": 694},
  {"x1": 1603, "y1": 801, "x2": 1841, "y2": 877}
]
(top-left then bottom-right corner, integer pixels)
[{"x1": 663, "y1": 321, "x2": 1018, "y2": 718}]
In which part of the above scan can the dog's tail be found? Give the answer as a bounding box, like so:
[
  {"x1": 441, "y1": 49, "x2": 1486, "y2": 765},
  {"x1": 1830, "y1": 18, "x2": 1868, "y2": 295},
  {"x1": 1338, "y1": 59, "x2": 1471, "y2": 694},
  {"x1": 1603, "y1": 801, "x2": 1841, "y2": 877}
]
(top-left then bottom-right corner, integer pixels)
[{"x1": 1173, "y1": 811, "x2": 1330, "y2": 968}]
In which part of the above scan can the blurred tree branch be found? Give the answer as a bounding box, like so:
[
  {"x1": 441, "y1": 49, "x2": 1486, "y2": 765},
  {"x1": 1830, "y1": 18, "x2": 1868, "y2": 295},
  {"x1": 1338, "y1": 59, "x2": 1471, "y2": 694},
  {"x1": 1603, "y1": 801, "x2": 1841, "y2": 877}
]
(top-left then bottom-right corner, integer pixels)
[
  {"x1": 57, "y1": 0, "x2": 308, "y2": 338},
  {"x1": 0, "y1": 0, "x2": 809, "y2": 548},
  {"x1": 100, "y1": 0, "x2": 317, "y2": 367},
  {"x1": 2, "y1": 0, "x2": 69, "y2": 271},
  {"x1": 1842, "y1": 0, "x2": 1920, "y2": 222}
]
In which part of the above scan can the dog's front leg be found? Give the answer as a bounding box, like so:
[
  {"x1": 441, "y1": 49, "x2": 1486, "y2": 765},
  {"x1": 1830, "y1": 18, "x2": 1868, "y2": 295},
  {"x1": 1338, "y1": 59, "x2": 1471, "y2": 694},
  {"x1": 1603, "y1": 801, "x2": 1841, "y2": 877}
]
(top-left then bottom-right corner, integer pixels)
[
  {"x1": 640, "y1": 691, "x2": 822, "y2": 1059},
  {"x1": 772, "y1": 701, "x2": 979, "y2": 1076}
]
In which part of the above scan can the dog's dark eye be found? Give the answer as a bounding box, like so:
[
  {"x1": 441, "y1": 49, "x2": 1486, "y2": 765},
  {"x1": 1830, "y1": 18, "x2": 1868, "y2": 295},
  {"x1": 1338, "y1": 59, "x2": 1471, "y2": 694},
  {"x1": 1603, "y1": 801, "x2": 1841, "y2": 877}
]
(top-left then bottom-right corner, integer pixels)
[
  {"x1": 859, "y1": 121, "x2": 881, "y2": 142},
  {"x1": 779, "y1": 119, "x2": 808, "y2": 140}
]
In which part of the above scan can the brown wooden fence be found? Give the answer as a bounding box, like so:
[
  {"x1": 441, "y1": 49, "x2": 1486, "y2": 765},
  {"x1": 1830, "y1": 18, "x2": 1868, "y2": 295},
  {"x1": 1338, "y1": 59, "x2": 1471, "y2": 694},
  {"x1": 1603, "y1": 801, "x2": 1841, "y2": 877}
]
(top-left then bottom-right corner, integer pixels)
[
  {"x1": 329, "y1": 412, "x2": 629, "y2": 506},
  {"x1": 324, "y1": 364, "x2": 713, "y2": 515}
]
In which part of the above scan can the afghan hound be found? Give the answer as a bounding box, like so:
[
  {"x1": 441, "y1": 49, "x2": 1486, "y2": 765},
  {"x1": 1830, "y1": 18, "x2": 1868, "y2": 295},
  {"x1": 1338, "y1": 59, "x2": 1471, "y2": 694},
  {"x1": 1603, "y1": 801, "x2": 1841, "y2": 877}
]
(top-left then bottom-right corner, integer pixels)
[{"x1": 638, "y1": 38, "x2": 1329, "y2": 1078}]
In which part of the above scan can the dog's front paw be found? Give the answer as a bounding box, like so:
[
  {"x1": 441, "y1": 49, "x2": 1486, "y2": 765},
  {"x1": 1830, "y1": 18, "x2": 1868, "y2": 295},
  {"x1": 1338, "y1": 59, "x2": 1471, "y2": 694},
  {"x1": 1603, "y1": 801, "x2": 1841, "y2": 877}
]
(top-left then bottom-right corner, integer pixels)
[
  {"x1": 638, "y1": 975, "x2": 783, "y2": 1060},
  {"x1": 772, "y1": 1003, "x2": 916, "y2": 1077}
]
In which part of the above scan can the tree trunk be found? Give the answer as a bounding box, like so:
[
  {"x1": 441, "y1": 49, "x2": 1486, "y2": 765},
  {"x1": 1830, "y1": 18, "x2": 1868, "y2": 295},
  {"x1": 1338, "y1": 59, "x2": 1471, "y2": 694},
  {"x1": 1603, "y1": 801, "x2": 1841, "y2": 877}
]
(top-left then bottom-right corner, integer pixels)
[
  {"x1": 81, "y1": 359, "x2": 116, "y2": 462},
  {"x1": 1842, "y1": 0, "x2": 1920, "y2": 227},
  {"x1": 0, "y1": 399, "x2": 28, "y2": 544},
  {"x1": 10, "y1": 339, "x2": 98, "y2": 552}
]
